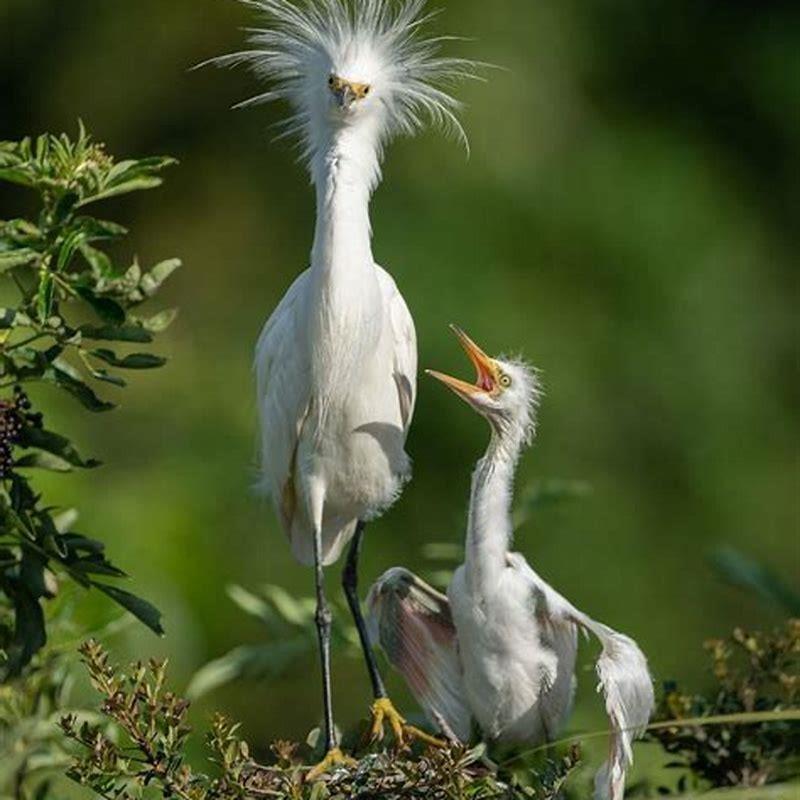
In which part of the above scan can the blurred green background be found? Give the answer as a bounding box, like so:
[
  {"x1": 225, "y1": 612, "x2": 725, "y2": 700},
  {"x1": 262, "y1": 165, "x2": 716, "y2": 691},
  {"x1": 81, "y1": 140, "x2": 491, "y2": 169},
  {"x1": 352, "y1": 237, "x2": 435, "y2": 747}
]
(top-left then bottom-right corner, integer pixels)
[{"x1": 1, "y1": 0, "x2": 798, "y2": 768}]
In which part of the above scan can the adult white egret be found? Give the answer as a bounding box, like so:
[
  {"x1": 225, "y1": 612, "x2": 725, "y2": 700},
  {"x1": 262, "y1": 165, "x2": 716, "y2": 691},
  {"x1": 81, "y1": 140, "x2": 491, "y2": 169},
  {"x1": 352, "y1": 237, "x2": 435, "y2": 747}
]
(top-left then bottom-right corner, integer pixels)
[
  {"x1": 211, "y1": 0, "x2": 478, "y2": 776},
  {"x1": 367, "y1": 326, "x2": 655, "y2": 800}
]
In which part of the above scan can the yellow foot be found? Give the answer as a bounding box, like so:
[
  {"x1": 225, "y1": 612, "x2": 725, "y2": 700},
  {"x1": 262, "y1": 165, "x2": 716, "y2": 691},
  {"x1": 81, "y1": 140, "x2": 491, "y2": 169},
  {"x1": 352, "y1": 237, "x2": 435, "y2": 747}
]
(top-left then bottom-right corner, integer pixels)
[
  {"x1": 368, "y1": 697, "x2": 447, "y2": 749},
  {"x1": 305, "y1": 748, "x2": 356, "y2": 783}
]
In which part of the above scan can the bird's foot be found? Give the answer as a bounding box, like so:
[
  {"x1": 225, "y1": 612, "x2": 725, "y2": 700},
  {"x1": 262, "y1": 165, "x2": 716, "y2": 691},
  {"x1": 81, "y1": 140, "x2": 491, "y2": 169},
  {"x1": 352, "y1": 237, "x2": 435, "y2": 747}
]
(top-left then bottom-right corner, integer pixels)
[
  {"x1": 368, "y1": 697, "x2": 447, "y2": 749},
  {"x1": 305, "y1": 747, "x2": 356, "y2": 782}
]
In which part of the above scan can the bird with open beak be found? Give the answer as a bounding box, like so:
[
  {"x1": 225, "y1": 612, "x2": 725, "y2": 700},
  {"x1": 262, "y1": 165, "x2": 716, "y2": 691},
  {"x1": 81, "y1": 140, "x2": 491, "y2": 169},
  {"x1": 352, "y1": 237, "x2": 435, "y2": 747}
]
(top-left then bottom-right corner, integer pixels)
[{"x1": 368, "y1": 325, "x2": 654, "y2": 800}]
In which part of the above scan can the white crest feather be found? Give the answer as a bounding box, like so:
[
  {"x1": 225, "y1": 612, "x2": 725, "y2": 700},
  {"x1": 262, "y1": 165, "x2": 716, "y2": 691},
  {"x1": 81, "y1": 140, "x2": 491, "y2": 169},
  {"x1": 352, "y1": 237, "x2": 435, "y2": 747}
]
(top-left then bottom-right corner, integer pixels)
[{"x1": 203, "y1": 0, "x2": 481, "y2": 166}]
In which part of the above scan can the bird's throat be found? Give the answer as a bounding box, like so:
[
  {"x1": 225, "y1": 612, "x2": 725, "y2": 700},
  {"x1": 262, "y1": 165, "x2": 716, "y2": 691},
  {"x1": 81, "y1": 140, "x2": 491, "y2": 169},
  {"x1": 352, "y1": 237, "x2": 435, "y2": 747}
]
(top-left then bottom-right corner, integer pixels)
[
  {"x1": 465, "y1": 438, "x2": 520, "y2": 590},
  {"x1": 311, "y1": 141, "x2": 376, "y2": 282}
]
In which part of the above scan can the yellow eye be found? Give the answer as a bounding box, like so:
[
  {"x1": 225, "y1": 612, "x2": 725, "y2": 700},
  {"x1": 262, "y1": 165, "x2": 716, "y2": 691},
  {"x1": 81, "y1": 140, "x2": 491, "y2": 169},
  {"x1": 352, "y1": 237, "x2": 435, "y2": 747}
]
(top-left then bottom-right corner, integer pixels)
[{"x1": 499, "y1": 374, "x2": 511, "y2": 388}]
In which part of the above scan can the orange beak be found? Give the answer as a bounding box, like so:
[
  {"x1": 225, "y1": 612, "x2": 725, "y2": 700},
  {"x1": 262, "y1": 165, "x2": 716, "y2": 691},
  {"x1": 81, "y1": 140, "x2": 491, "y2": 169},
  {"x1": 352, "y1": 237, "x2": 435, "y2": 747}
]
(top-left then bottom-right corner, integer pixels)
[{"x1": 426, "y1": 325, "x2": 499, "y2": 403}]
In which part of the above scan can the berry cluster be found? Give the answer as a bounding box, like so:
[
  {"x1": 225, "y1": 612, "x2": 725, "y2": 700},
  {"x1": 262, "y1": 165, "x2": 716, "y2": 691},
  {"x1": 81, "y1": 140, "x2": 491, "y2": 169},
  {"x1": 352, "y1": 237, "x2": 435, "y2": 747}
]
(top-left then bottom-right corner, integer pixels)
[{"x1": 0, "y1": 386, "x2": 43, "y2": 479}]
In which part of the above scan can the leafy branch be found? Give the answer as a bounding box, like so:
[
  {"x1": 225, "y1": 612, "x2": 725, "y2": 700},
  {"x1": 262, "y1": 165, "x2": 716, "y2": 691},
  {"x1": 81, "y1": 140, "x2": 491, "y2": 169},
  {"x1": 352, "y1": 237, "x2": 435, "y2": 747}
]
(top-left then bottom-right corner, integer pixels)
[
  {"x1": 0, "y1": 124, "x2": 179, "y2": 678},
  {"x1": 64, "y1": 639, "x2": 582, "y2": 800}
]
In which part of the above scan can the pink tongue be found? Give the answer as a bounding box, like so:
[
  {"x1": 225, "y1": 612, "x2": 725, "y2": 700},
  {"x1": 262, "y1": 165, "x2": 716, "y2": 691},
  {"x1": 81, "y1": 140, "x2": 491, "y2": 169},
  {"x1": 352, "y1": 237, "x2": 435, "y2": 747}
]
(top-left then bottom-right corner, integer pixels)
[{"x1": 479, "y1": 374, "x2": 493, "y2": 391}]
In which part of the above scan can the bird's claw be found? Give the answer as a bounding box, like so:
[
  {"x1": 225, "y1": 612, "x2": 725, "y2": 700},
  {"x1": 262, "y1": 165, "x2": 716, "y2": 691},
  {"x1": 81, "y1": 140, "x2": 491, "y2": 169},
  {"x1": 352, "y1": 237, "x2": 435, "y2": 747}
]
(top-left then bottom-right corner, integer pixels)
[
  {"x1": 305, "y1": 748, "x2": 356, "y2": 782},
  {"x1": 368, "y1": 697, "x2": 447, "y2": 750}
]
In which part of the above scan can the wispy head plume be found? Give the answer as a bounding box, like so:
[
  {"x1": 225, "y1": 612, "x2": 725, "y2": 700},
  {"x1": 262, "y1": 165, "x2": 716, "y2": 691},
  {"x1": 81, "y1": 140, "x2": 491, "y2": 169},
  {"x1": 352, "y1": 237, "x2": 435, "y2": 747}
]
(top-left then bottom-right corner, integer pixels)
[{"x1": 202, "y1": 0, "x2": 482, "y2": 169}]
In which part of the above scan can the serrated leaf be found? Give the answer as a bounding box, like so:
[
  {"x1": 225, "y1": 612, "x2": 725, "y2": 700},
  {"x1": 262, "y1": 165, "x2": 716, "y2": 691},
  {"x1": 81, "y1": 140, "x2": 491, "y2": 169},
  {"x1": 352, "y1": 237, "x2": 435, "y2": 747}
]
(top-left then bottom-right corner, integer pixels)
[
  {"x1": 92, "y1": 583, "x2": 164, "y2": 635},
  {"x1": 90, "y1": 349, "x2": 166, "y2": 369}
]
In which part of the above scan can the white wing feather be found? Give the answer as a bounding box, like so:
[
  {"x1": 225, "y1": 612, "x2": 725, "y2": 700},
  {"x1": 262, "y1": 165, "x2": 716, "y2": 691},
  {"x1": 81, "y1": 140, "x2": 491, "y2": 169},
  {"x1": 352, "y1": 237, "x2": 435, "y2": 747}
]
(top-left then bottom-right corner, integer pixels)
[
  {"x1": 508, "y1": 553, "x2": 654, "y2": 800},
  {"x1": 377, "y1": 266, "x2": 417, "y2": 435},
  {"x1": 367, "y1": 567, "x2": 471, "y2": 741},
  {"x1": 254, "y1": 270, "x2": 311, "y2": 522}
]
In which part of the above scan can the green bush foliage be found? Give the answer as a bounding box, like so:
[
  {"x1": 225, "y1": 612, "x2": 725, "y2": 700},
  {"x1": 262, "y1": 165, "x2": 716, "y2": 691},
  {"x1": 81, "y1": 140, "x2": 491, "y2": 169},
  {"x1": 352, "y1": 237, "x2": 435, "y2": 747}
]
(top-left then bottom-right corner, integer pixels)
[
  {"x1": 648, "y1": 620, "x2": 799, "y2": 792},
  {"x1": 63, "y1": 639, "x2": 582, "y2": 800},
  {"x1": 0, "y1": 125, "x2": 180, "y2": 678}
]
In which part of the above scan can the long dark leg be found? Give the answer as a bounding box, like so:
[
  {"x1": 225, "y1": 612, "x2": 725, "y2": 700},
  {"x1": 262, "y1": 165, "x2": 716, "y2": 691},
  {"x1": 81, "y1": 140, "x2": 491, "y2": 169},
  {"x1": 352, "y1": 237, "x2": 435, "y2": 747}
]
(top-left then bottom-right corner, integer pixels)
[
  {"x1": 312, "y1": 525, "x2": 336, "y2": 752},
  {"x1": 342, "y1": 520, "x2": 387, "y2": 700}
]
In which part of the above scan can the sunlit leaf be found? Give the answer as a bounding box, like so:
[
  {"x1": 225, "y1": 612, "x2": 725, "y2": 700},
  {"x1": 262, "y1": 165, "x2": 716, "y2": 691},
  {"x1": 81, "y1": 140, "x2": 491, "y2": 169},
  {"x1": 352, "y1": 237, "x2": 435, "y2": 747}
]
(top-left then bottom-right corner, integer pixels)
[{"x1": 92, "y1": 584, "x2": 164, "y2": 636}]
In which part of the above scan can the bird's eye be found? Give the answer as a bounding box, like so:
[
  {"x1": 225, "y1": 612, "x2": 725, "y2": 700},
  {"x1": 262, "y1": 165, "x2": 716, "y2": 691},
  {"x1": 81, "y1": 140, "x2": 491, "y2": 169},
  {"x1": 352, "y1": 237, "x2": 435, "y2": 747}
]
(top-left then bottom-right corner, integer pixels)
[
  {"x1": 363, "y1": 86, "x2": 370, "y2": 95},
  {"x1": 328, "y1": 76, "x2": 335, "y2": 87},
  {"x1": 499, "y1": 374, "x2": 512, "y2": 388}
]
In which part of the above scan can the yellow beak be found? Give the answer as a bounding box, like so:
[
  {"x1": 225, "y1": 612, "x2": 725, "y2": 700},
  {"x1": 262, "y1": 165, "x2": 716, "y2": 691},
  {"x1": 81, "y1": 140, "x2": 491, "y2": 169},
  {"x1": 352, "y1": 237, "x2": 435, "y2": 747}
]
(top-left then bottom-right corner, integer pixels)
[{"x1": 426, "y1": 325, "x2": 499, "y2": 403}]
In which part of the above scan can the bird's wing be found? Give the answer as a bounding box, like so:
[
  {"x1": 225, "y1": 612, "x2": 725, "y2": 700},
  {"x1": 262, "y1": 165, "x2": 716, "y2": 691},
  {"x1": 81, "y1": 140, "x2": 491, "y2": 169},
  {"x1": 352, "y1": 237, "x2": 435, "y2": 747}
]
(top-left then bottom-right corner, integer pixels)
[
  {"x1": 376, "y1": 267, "x2": 417, "y2": 435},
  {"x1": 508, "y1": 553, "x2": 655, "y2": 800},
  {"x1": 254, "y1": 270, "x2": 311, "y2": 530},
  {"x1": 366, "y1": 567, "x2": 471, "y2": 741}
]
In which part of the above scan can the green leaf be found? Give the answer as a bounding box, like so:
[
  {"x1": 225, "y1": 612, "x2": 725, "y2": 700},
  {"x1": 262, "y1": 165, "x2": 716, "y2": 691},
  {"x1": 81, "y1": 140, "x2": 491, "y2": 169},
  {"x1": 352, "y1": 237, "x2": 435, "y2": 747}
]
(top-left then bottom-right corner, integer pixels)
[
  {"x1": 0, "y1": 307, "x2": 32, "y2": 328},
  {"x1": 4, "y1": 582, "x2": 46, "y2": 677},
  {"x1": 76, "y1": 287, "x2": 125, "y2": 324},
  {"x1": 92, "y1": 583, "x2": 164, "y2": 635},
  {"x1": 711, "y1": 547, "x2": 800, "y2": 615},
  {"x1": 18, "y1": 425, "x2": 100, "y2": 468},
  {"x1": 52, "y1": 190, "x2": 79, "y2": 225},
  {"x1": 74, "y1": 216, "x2": 128, "y2": 241},
  {"x1": 140, "y1": 258, "x2": 181, "y2": 296},
  {"x1": 0, "y1": 166, "x2": 34, "y2": 187},
  {"x1": 260, "y1": 584, "x2": 315, "y2": 627},
  {"x1": 79, "y1": 323, "x2": 153, "y2": 343},
  {"x1": 36, "y1": 273, "x2": 55, "y2": 321},
  {"x1": 78, "y1": 243, "x2": 113, "y2": 277},
  {"x1": 55, "y1": 228, "x2": 86, "y2": 272},
  {"x1": 0, "y1": 247, "x2": 39, "y2": 271},
  {"x1": 91, "y1": 349, "x2": 166, "y2": 369},
  {"x1": 47, "y1": 364, "x2": 115, "y2": 412},
  {"x1": 226, "y1": 584, "x2": 277, "y2": 626},
  {"x1": 15, "y1": 451, "x2": 74, "y2": 472},
  {"x1": 141, "y1": 308, "x2": 179, "y2": 333},
  {"x1": 186, "y1": 639, "x2": 309, "y2": 700}
]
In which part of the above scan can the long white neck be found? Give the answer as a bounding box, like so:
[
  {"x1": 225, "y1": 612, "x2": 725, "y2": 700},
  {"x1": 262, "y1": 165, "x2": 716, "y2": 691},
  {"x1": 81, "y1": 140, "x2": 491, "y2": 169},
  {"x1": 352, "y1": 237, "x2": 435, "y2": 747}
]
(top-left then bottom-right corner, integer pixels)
[
  {"x1": 306, "y1": 123, "x2": 384, "y2": 412},
  {"x1": 309, "y1": 120, "x2": 382, "y2": 274},
  {"x1": 464, "y1": 429, "x2": 526, "y2": 592}
]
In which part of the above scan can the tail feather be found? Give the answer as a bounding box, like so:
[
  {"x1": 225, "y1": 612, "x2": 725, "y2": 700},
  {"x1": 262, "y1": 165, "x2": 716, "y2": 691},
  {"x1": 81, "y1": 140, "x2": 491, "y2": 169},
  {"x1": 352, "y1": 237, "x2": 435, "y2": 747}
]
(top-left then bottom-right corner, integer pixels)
[
  {"x1": 509, "y1": 555, "x2": 654, "y2": 800},
  {"x1": 586, "y1": 624, "x2": 654, "y2": 800}
]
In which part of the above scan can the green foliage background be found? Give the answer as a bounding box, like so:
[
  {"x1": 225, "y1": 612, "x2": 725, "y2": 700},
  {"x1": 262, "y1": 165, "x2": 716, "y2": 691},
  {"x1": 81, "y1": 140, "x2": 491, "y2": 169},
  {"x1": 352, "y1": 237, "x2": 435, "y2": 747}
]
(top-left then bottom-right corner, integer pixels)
[{"x1": 0, "y1": 0, "x2": 797, "y2": 773}]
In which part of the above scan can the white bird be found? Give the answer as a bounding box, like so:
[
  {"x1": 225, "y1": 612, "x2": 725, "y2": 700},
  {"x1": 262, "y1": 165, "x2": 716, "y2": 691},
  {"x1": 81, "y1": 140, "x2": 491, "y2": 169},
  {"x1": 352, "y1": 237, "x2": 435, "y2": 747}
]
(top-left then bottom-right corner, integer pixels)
[
  {"x1": 367, "y1": 326, "x2": 655, "y2": 800},
  {"x1": 210, "y1": 0, "x2": 478, "y2": 776}
]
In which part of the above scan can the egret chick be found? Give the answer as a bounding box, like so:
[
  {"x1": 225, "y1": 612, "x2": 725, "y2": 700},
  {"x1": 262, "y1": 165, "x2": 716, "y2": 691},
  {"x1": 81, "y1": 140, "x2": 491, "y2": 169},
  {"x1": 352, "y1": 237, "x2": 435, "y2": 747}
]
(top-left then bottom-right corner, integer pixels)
[{"x1": 368, "y1": 326, "x2": 655, "y2": 800}]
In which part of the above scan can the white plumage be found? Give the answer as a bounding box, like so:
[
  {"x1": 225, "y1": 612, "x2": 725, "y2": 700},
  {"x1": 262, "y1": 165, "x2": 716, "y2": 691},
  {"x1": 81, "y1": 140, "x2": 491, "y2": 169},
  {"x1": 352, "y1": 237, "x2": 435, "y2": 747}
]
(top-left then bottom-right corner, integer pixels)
[
  {"x1": 211, "y1": 0, "x2": 478, "y2": 773},
  {"x1": 368, "y1": 327, "x2": 655, "y2": 799},
  {"x1": 254, "y1": 265, "x2": 416, "y2": 566}
]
